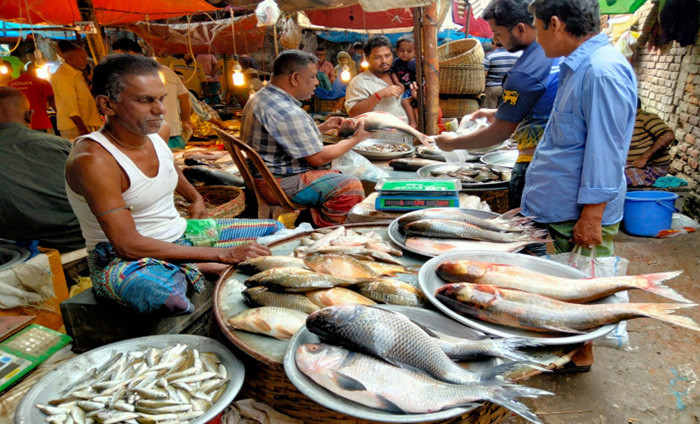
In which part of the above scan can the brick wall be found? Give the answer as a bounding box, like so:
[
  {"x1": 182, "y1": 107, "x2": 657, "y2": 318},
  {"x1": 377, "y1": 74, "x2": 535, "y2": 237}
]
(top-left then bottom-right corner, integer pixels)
[{"x1": 631, "y1": 1, "x2": 700, "y2": 218}]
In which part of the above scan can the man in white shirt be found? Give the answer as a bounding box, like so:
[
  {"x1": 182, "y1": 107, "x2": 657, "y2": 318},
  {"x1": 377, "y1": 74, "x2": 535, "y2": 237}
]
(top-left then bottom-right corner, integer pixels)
[
  {"x1": 51, "y1": 41, "x2": 102, "y2": 140},
  {"x1": 345, "y1": 35, "x2": 409, "y2": 142}
]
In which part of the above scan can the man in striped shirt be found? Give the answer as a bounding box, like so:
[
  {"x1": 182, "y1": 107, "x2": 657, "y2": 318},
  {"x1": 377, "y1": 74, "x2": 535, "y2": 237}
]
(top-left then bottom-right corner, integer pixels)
[
  {"x1": 482, "y1": 46, "x2": 522, "y2": 108},
  {"x1": 625, "y1": 100, "x2": 676, "y2": 186}
]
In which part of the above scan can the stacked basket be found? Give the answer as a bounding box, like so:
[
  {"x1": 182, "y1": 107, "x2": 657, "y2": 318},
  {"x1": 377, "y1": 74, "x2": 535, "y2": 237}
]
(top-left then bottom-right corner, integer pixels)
[{"x1": 438, "y1": 39, "x2": 485, "y2": 118}]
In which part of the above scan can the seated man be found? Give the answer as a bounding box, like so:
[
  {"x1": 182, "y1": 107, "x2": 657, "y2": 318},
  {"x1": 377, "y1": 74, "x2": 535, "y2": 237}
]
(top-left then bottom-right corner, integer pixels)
[
  {"x1": 241, "y1": 50, "x2": 374, "y2": 227},
  {"x1": 0, "y1": 87, "x2": 84, "y2": 252},
  {"x1": 65, "y1": 54, "x2": 279, "y2": 314},
  {"x1": 625, "y1": 99, "x2": 676, "y2": 186},
  {"x1": 345, "y1": 35, "x2": 411, "y2": 142}
]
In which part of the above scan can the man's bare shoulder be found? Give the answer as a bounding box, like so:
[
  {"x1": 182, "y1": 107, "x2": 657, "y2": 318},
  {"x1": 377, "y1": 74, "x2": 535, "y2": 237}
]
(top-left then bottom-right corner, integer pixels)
[{"x1": 66, "y1": 138, "x2": 121, "y2": 190}]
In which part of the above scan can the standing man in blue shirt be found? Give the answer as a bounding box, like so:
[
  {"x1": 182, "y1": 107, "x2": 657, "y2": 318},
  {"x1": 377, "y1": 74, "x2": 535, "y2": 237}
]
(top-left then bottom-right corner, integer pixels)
[{"x1": 522, "y1": 0, "x2": 637, "y2": 371}]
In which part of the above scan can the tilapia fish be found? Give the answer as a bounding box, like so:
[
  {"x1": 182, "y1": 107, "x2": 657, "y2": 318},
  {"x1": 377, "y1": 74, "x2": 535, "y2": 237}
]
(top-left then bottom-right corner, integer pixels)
[
  {"x1": 244, "y1": 267, "x2": 355, "y2": 292},
  {"x1": 436, "y1": 283, "x2": 700, "y2": 334},
  {"x1": 296, "y1": 343, "x2": 550, "y2": 423},
  {"x1": 404, "y1": 219, "x2": 547, "y2": 243},
  {"x1": 354, "y1": 279, "x2": 428, "y2": 308},
  {"x1": 437, "y1": 260, "x2": 690, "y2": 303},
  {"x1": 405, "y1": 237, "x2": 529, "y2": 256},
  {"x1": 389, "y1": 158, "x2": 444, "y2": 171},
  {"x1": 306, "y1": 287, "x2": 377, "y2": 307},
  {"x1": 304, "y1": 254, "x2": 380, "y2": 279},
  {"x1": 236, "y1": 256, "x2": 309, "y2": 275},
  {"x1": 306, "y1": 304, "x2": 515, "y2": 384},
  {"x1": 398, "y1": 208, "x2": 532, "y2": 234},
  {"x1": 358, "y1": 111, "x2": 432, "y2": 146},
  {"x1": 227, "y1": 306, "x2": 307, "y2": 339},
  {"x1": 242, "y1": 286, "x2": 321, "y2": 314}
]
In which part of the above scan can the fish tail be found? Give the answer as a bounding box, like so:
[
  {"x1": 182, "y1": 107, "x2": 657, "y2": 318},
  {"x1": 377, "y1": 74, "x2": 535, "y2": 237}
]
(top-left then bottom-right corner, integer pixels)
[
  {"x1": 490, "y1": 385, "x2": 552, "y2": 424},
  {"x1": 498, "y1": 338, "x2": 547, "y2": 364},
  {"x1": 637, "y1": 303, "x2": 700, "y2": 331},
  {"x1": 516, "y1": 229, "x2": 549, "y2": 242},
  {"x1": 497, "y1": 208, "x2": 523, "y2": 220},
  {"x1": 632, "y1": 271, "x2": 691, "y2": 303},
  {"x1": 480, "y1": 361, "x2": 527, "y2": 382}
]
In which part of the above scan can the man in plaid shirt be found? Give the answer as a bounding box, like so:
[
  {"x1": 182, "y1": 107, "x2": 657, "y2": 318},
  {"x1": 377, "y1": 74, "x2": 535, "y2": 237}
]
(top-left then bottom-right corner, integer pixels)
[{"x1": 241, "y1": 50, "x2": 374, "y2": 227}]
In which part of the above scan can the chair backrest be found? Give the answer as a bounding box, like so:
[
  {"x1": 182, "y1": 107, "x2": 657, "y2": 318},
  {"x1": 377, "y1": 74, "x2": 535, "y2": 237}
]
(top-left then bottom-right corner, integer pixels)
[{"x1": 214, "y1": 127, "x2": 307, "y2": 214}]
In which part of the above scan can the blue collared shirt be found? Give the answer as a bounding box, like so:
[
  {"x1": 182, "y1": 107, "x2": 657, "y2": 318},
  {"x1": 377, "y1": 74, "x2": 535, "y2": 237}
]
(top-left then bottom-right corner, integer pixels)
[
  {"x1": 521, "y1": 33, "x2": 637, "y2": 225},
  {"x1": 241, "y1": 84, "x2": 325, "y2": 176}
]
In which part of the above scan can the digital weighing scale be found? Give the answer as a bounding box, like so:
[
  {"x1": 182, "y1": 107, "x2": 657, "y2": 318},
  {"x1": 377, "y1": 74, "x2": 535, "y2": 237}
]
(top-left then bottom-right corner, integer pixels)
[{"x1": 374, "y1": 178, "x2": 462, "y2": 212}]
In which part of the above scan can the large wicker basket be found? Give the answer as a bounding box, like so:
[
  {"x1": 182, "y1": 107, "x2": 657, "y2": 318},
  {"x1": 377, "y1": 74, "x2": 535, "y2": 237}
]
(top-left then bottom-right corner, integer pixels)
[
  {"x1": 440, "y1": 97, "x2": 480, "y2": 118},
  {"x1": 466, "y1": 188, "x2": 509, "y2": 214},
  {"x1": 437, "y1": 38, "x2": 485, "y2": 65},
  {"x1": 175, "y1": 185, "x2": 245, "y2": 219},
  {"x1": 439, "y1": 63, "x2": 485, "y2": 95}
]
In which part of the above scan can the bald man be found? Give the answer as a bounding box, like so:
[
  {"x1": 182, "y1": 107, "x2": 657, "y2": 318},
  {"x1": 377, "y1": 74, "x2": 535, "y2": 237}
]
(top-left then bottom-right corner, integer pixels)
[{"x1": 0, "y1": 86, "x2": 84, "y2": 251}]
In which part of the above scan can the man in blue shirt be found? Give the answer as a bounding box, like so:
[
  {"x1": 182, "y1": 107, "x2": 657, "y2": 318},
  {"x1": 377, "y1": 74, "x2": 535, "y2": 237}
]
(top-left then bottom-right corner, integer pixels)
[{"x1": 436, "y1": 0, "x2": 562, "y2": 215}]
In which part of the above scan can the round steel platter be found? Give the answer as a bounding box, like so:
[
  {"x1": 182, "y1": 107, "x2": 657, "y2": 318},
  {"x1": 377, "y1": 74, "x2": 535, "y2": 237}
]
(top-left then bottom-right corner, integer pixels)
[
  {"x1": 416, "y1": 163, "x2": 510, "y2": 190},
  {"x1": 214, "y1": 224, "x2": 424, "y2": 365},
  {"x1": 387, "y1": 208, "x2": 509, "y2": 258},
  {"x1": 15, "y1": 334, "x2": 245, "y2": 424},
  {"x1": 352, "y1": 139, "x2": 415, "y2": 161},
  {"x1": 418, "y1": 251, "x2": 617, "y2": 345},
  {"x1": 479, "y1": 150, "x2": 518, "y2": 169},
  {"x1": 283, "y1": 305, "x2": 492, "y2": 423}
]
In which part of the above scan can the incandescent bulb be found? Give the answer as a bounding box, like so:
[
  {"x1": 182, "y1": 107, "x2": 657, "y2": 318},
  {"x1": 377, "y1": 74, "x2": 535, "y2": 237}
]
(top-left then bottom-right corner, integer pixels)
[
  {"x1": 340, "y1": 65, "x2": 351, "y2": 82},
  {"x1": 35, "y1": 65, "x2": 50, "y2": 80},
  {"x1": 233, "y1": 71, "x2": 245, "y2": 86},
  {"x1": 0, "y1": 66, "x2": 8, "y2": 75}
]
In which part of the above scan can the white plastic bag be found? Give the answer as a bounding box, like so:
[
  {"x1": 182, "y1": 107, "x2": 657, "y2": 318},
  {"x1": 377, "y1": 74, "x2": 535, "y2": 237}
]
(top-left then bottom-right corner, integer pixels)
[
  {"x1": 279, "y1": 14, "x2": 301, "y2": 49},
  {"x1": 255, "y1": 0, "x2": 281, "y2": 26},
  {"x1": 331, "y1": 150, "x2": 389, "y2": 183},
  {"x1": 548, "y1": 247, "x2": 632, "y2": 350}
]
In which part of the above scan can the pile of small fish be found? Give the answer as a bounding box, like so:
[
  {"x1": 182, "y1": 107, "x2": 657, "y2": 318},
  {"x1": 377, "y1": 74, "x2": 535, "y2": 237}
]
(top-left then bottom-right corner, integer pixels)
[
  {"x1": 397, "y1": 208, "x2": 546, "y2": 256},
  {"x1": 354, "y1": 142, "x2": 412, "y2": 153},
  {"x1": 35, "y1": 344, "x2": 229, "y2": 424},
  {"x1": 296, "y1": 304, "x2": 550, "y2": 423},
  {"x1": 227, "y1": 227, "x2": 426, "y2": 340},
  {"x1": 428, "y1": 164, "x2": 511, "y2": 184},
  {"x1": 434, "y1": 259, "x2": 700, "y2": 334}
]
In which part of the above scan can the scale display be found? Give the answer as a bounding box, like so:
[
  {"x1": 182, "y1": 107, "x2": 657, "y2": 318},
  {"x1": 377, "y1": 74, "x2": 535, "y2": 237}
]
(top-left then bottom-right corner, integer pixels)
[{"x1": 376, "y1": 195, "x2": 459, "y2": 211}]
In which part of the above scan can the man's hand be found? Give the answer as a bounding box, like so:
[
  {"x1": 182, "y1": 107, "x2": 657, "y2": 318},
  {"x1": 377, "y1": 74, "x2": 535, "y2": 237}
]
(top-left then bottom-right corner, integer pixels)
[
  {"x1": 220, "y1": 243, "x2": 271, "y2": 264},
  {"x1": 629, "y1": 157, "x2": 649, "y2": 168},
  {"x1": 434, "y1": 133, "x2": 458, "y2": 151},
  {"x1": 572, "y1": 203, "x2": 606, "y2": 249},
  {"x1": 377, "y1": 85, "x2": 404, "y2": 100},
  {"x1": 187, "y1": 198, "x2": 208, "y2": 219},
  {"x1": 181, "y1": 119, "x2": 194, "y2": 134},
  {"x1": 350, "y1": 120, "x2": 373, "y2": 143},
  {"x1": 469, "y1": 109, "x2": 497, "y2": 123},
  {"x1": 318, "y1": 116, "x2": 344, "y2": 134}
]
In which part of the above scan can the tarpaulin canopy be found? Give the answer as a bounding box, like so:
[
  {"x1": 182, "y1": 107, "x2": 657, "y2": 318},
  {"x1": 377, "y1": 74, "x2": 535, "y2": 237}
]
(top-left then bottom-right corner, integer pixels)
[
  {"x1": 0, "y1": 0, "x2": 218, "y2": 26},
  {"x1": 127, "y1": 15, "x2": 263, "y2": 55},
  {"x1": 0, "y1": 21, "x2": 79, "y2": 39},
  {"x1": 306, "y1": 5, "x2": 414, "y2": 30},
  {"x1": 599, "y1": 0, "x2": 648, "y2": 15}
]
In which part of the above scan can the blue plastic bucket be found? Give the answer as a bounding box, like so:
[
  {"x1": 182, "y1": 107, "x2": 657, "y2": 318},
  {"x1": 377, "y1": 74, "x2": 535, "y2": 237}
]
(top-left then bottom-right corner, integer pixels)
[{"x1": 623, "y1": 191, "x2": 678, "y2": 236}]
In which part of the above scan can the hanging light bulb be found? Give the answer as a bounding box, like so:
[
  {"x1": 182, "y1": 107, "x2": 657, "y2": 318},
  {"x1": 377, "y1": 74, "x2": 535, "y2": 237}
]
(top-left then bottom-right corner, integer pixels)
[
  {"x1": 35, "y1": 65, "x2": 50, "y2": 80},
  {"x1": 0, "y1": 65, "x2": 8, "y2": 75},
  {"x1": 360, "y1": 55, "x2": 369, "y2": 70},
  {"x1": 232, "y1": 61, "x2": 245, "y2": 86},
  {"x1": 340, "y1": 65, "x2": 351, "y2": 82}
]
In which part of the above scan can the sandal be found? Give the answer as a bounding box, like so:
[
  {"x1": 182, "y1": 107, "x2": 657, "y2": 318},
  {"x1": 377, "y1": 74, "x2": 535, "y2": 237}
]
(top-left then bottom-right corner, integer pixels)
[{"x1": 551, "y1": 361, "x2": 592, "y2": 374}]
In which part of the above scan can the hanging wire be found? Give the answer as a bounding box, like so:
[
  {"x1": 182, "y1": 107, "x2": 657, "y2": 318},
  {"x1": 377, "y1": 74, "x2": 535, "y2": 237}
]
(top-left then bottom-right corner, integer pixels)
[
  {"x1": 182, "y1": 14, "x2": 200, "y2": 85},
  {"x1": 7, "y1": 0, "x2": 24, "y2": 53}
]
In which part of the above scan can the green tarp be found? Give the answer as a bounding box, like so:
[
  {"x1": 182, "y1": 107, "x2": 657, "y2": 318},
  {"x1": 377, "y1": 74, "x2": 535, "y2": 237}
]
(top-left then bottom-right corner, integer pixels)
[{"x1": 599, "y1": 0, "x2": 648, "y2": 14}]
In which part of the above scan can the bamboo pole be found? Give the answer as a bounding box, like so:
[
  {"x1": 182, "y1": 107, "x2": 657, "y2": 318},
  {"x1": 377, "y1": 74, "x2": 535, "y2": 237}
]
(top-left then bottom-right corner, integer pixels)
[
  {"x1": 412, "y1": 8, "x2": 425, "y2": 133},
  {"x1": 77, "y1": 0, "x2": 107, "y2": 61},
  {"x1": 422, "y1": 3, "x2": 439, "y2": 135}
]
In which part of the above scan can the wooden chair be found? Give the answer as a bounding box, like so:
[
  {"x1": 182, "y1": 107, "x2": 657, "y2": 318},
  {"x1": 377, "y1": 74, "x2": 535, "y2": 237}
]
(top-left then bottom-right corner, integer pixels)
[{"x1": 214, "y1": 127, "x2": 309, "y2": 220}]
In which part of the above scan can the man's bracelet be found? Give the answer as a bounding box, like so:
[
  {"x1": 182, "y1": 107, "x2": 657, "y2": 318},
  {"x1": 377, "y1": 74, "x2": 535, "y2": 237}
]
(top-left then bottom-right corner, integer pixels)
[{"x1": 374, "y1": 92, "x2": 382, "y2": 101}]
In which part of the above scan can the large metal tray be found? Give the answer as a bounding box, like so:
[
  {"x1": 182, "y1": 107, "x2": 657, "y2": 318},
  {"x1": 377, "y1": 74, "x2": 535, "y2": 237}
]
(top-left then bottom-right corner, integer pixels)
[
  {"x1": 213, "y1": 224, "x2": 425, "y2": 365},
  {"x1": 387, "y1": 208, "x2": 515, "y2": 258},
  {"x1": 283, "y1": 305, "x2": 492, "y2": 423},
  {"x1": 353, "y1": 139, "x2": 415, "y2": 161},
  {"x1": 418, "y1": 251, "x2": 617, "y2": 345},
  {"x1": 479, "y1": 150, "x2": 518, "y2": 169},
  {"x1": 416, "y1": 163, "x2": 510, "y2": 190},
  {"x1": 14, "y1": 334, "x2": 245, "y2": 424}
]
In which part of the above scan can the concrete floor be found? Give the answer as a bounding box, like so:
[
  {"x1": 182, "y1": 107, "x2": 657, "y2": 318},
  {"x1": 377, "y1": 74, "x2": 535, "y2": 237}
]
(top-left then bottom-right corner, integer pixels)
[{"x1": 504, "y1": 231, "x2": 700, "y2": 424}]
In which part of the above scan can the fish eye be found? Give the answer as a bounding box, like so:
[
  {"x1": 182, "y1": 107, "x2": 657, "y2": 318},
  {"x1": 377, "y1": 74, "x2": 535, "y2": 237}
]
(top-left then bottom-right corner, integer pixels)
[{"x1": 309, "y1": 345, "x2": 320, "y2": 352}]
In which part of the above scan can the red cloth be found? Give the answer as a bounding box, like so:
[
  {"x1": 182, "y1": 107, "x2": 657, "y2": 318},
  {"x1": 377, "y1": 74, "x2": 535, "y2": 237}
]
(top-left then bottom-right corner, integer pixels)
[{"x1": 9, "y1": 73, "x2": 54, "y2": 130}]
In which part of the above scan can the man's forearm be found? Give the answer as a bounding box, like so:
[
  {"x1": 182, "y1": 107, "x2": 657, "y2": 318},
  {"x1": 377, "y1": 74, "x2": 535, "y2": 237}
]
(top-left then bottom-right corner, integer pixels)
[{"x1": 640, "y1": 132, "x2": 675, "y2": 161}]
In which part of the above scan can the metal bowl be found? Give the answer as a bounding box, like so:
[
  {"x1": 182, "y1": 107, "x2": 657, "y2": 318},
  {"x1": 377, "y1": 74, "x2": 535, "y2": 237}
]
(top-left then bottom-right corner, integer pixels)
[
  {"x1": 418, "y1": 251, "x2": 617, "y2": 345},
  {"x1": 479, "y1": 150, "x2": 519, "y2": 169},
  {"x1": 416, "y1": 163, "x2": 510, "y2": 190},
  {"x1": 352, "y1": 139, "x2": 415, "y2": 161},
  {"x1": 283, "y1": 305, "x2": 489, "y2": 423},
  {"x1": 14, "y1": 334, "x2": 245, "y2": 424}
]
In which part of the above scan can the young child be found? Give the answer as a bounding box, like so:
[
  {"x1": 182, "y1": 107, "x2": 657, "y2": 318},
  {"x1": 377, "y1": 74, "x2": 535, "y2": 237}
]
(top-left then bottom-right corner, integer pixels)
[{"x1": 391, "y1": 35, "x2": 418, "y2": 128}]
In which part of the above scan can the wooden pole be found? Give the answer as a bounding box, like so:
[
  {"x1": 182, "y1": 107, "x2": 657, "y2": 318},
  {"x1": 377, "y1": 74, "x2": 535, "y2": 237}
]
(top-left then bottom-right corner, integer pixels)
[
  {"x1": 412, "y1": 8, "x2": 425, "y2": 133},
  {"x1": 422, "y1": 3, "x2": 439, "y2": 135},
  {"x1": 76, "y1": 0, "x2": 108, "y2": 61}
]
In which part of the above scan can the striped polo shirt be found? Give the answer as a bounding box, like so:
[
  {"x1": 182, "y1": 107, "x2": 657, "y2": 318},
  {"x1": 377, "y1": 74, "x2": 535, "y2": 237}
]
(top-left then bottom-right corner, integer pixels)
[
  {"x1": 483, "y1": 47, "x2": 523, "y2": 87},
  {"x1": 627, "y1": 109, "x2": 673, "y2": 165}
]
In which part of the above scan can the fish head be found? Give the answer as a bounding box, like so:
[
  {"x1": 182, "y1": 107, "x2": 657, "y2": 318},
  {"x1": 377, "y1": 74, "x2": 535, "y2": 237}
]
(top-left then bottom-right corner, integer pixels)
[
  {"x1": 306, "y1": 304, "x2": 367, "y2": 339},
  {"x1": 437, "y1": 260, "x2": 487, "y2": 283}
]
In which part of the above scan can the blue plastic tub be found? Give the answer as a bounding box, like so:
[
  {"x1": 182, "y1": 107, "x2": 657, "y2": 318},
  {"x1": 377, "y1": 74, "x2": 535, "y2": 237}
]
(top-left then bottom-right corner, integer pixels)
[{"x1": 623, "y1": 191, "x2": 678, "y2": 237}]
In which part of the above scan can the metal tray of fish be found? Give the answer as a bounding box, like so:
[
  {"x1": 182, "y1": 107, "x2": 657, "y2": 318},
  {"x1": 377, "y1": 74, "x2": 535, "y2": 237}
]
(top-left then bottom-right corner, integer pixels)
[
  {"x1": 213, "y1": 224, "x2": 425, "y2": 365},
  {"x1": 387, "y1": 209, "x2": 518, "y2": 258},
  {"x1": 479, "y1": 150, "x2": 519, "y2": 169},
  {"x1": 416, "y1": 163, "x2": 510, "y2": 190},
  {"x1": 283, "y1": 305, "x2": 491, "y2": 423},
  {"x1": 352, "y1": 139, "x2": 415, "y2": 161},
  {"x1": 418, "y1": 251, "x2": 617, "y2": 345},
  {"x1": 14, "y1": 334, "x2": 245, "y2": 424}
]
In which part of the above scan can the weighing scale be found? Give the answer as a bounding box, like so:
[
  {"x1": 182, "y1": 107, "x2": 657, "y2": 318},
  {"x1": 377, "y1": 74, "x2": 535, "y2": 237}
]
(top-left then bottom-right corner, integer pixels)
[
  {"x1": 0, "y1": 322, "x2": 71, "y2": 393},
  {"x1": 374, "y1": 178, "x2": 462, "y2": 212}
]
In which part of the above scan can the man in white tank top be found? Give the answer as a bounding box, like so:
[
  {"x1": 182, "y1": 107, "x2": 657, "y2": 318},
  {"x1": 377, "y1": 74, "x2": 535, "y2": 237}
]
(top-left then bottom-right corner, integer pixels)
[{"x1": 65, "y1": 54, "x2": 278, "y2": 314}]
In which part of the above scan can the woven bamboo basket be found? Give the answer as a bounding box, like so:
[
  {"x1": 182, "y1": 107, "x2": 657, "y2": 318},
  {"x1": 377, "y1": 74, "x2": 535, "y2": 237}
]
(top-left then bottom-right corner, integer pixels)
[
  {"x1": 437, "y1": 38, "x2": 484, "y2": 66},
  {"x1": 175, "y1": 185, "x2": 245, "y2": 219},
  {"x1": 439, "y1": 97, "x2": 480, "y2": 118},
  {"x1": 439, "y1": 63, "x2": 485, "y2": 95},
  {"x1": 237, "y1": 359, "x2": 512, "y2": 424},
  {"x1": 466, "y1": 188, "x2": 509, "y2": 214}
]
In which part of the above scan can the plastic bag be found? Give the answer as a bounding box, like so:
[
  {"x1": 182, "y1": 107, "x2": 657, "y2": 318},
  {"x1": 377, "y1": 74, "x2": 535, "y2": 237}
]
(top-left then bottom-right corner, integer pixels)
[
  {"x1": 615, "y1": 30, "x2": 640, "y2": 59},
  {"x1": 255, "y1": 0, "x2": 281, "y2": 26},
  {"x1": 548, "y1": 246, "x2": 632, "y2": 350},
  {"x1": 279, "y1": 14, "x2": 301, "y2": 50},
  {"x1": 671, "y1": 213, "x2": 700, "y2": 230},
  {"x1": 331, "y1": 150, "x2": 389, "y2": 183},
  {"x1": 184, "y1": 219, "x2": 220, "y2": 247}
]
